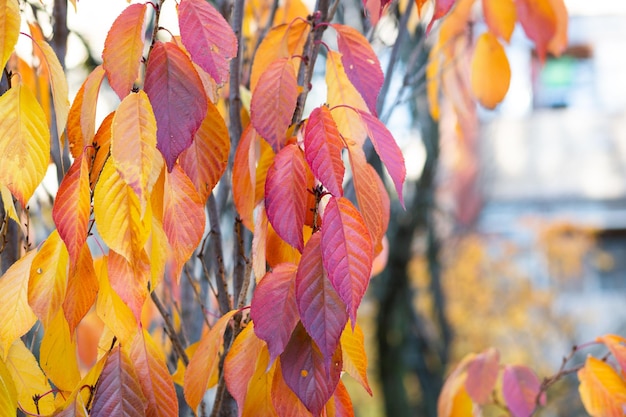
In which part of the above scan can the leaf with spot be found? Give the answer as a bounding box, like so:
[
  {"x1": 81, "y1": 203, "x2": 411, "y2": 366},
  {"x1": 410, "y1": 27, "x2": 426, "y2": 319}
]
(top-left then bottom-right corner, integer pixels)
[
  {"x1": 179, "y1": 101, "x2": 230, "y2": 202},
  {"x1": 0, "y1": 252, "x2": 37, "y2": 358},
  {"x1": 102, "y1": 3, "x2": 147, "y2": 99},
  {"x1": 28, "y1": 230, "x2": 69, "y2": 328},
  {"x1": 251, "y1": 263, "x2": 299, "y2": 362},
  {"x1": 90, "y1": 346, "x2": 147, "y2": 417},
  {"x1": 178, "y1": 0, "x2": 237, "y2": 85},
  {"x1": 0, "y1": 81, "x2": 50, "y2": 207},
  {"x1": 250, "y1": 58, "x2": 298, "y2": 152},
  {"x1": 321, "y1": 197, "x2": 373, "y2": 323},
  {"x1": 129, "y1": 329, "x2": 178, "y2": 417},
  {"x1": 144, "y1": 41, "x2": 207, "y2": 171},
  {"x1": 184, "y1": 309, "x2": 238, "y2": 412},
  {"x1": 265, "y1": 144, "x2": 309, "y2": 252},
  {"x1": 502, "y1": 365, "x2": 545, "y2": 417},
  {"x1": 280, "y1": 323, "x2": 342, "y2": 416},
  {"x1": 296, "y1": 233, "x2": 348, "y2": 366},
  {"x1": 333, "y1": 24, "x2": 383, "y2": 116},
  {"x1": 304, "y1": 106, "x2": 345, "y2": 197},
  {"x1": 470, "y1": 32, "x2": 511, "y2": 109}
]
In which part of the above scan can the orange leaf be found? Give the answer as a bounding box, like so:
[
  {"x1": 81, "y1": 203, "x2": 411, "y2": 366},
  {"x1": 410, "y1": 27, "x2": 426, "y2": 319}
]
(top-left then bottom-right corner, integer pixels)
[
  {"x1": 437, "y1": 354, "x2": 475, "y2": 417},
  {"x1": 53, "y1": 151, "x2": 91, "y2": 266},
  {"x1": 233, "y1": 125, "x2": 261, "y2": 231},
  {"x1": 0, "y1": 252, "x2": 37, "y2": 358},
  {"x1": 184, "y1": 309, "x2": 238, "y2": 412},
  {"x1": 250, "y1": 57, "x2": 298, "y2": 152},
  {"x1": 267, "y1": 221, "x2": 302, "y2": 267},
  {"x1": 470, "y1": 32, "x2": 511, "y2": 109},
  {"x1": 90, "y1": 346, "x2": 147, "y2": 417},
  {"x1": 578, "y1": 356, "x2": 626, "y2": 417},
  {"x1": 63, "y1": 237, "x2": 99, "y2": 338},
  {"x1": 110, "y1": 90, "x2": 158, "y2": 213},
  {"x1": 28, "y1": 230, "x2": 69, "y2": 328},
  {"x1": 102, "y1": 3, "x2": 147, "y2": 99},
  {"x1": 0, "y1": 81, "x2": 50, "y2": 207},
  {"x1": 108, "y1": 249, "x2": 150, "y2": 322},
  {"x1": 129, "y1": 329, "x2": 178, "y2": 417},
  {"x1": 515, "y1": 0, "x2": 557, "y2": 61},
  {"x1": 327, "y1": 380, "x2": 354, "y2": 417},
  {"x1": 91, "y1": 111, "x2": 114, "y2": 189},
  {"x1": 597, "y1": 335, "x2": 626, "y2": 378},
  {"x1": 547, "y1": 0, "x2": 568, "y2": 56},
  {"x1": 0, "y1": 0, "x2": 19, "y2": 71},
  {"x1": 163, "y1": 165, "x2": 205, "y2": 279},
  {"x1": 179, "y1": 101, "x2": 230, "y2": 203},
  {"x1": 271, "y1": 358, "x2": 312, "y2": 417},
  {"x1": 67, "y1": 65, "x2": 106, "y2": 159},
  {"x1": 241, "y1": 346, "x2": 279, "y2": 417},
  {"x1": 465, "y1": 347, "x2": 499, "y2": 404},
  {"x1": 252, "y1": 205, "x2": 269, "y2": 280},
  {"x1": 482, "y1": 0, "x2": 516, "y2": 43},
  {"x1": 94, "y1": 159, "x2": 152, "y2": 263},
  {"x1": 340, "y1": 321, "x2": 372, "y2": 395},
  {"x1": 255, "y1": 137, "x2": 275, "y2": 206},
  {"x1": 39, "y1": 311, "x2": 81, "y2": 391}
]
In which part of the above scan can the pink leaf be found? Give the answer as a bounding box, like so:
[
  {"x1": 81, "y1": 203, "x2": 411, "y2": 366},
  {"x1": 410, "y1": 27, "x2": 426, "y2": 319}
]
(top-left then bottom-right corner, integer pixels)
[
  {"x1": 465, "y1": 347, "x2": 500, "y2": 404},
  {"x1": 177, "y1": 0, "x2": 237, "y2": 85},
  {"x1": 333, "y1": 24, "x2": 384, "y2": 116},
  {"x1": 321, "y1": 197, "x2": 373, "y2": 324},
  {"x1": 250, "y1": 263, "x2": 300, "y2": 362},
  {"x1": 265, "y1": 144, "x2": 309, "y2": 252},
  {"x1": 502, "y1": 365, "x2": 545, "y2": 417},
  {"x1": 250, "y1": 58, "x2": 298, "y2": 152},
  {"x1": 295, "y1": 233, "x2": 348, "y2": 365},
  {"x1": 280, "y1": 323, "x2": 342, "y2": 416},
  {"x1": 144, "y1": 42, "x2": 207, "y2": 171},
  {"x1": 427, "y1": 0, "x2": 457, "y2": 34},
  {"x1": 356, "y1": 109, "x2": 406, "y2": 207},
  {"x1": 304, "y1": 106, "x2": 345, "y2": 197}
]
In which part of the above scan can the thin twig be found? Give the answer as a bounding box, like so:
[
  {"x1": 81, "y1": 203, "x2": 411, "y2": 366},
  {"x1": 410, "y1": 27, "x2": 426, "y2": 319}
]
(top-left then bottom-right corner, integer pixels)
[
  {"x1": 183, "y1": 265, "x2": 212, "y2": 329},
  {"x1": 150, "y1": 291, "x2": 189, "y2": 366},
  {"x1": 206, "y1": 194, "x2": 232, "y2": 315}
]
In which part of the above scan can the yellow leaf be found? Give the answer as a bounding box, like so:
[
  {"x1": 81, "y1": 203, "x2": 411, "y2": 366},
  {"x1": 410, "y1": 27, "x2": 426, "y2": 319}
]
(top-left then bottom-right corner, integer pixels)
[
  {"x1": 578, "y1": 356, "x2": 626, "y2": 417},
  {"x1": 34, "y1": 38, "x2": 70, "y2": 143},
  {"x1": 426, "y1": 48, "x2": 441, "y2": 121},
  {"x1": 149, "y1": 217, "x2": 169, "y2": 290},
  {"x1": 184, "y1": 309, "x2": 238, "y2": 412},
  {"x1": 0, "y1": 185, "x2": 18, "y2": 223},
  {"x1": 482, "y1": 0, "x2": 516, "y2": 43},
  {"x1": 326, "y1": 50, "x2": 368, "y2": 146},
  {"x1": 340, "y1": 321, "x2": 372, "y2": 395},
  {"x1": 95, "y1": 256, "x2": 138, "y2": 346},
  {"x1": 28, "y1": 230, "x2": 69, "y2": 328},
  {"x1": 0, "y1": 251, "x2": 37, "y2": 358},
  {"x1": 39, "y1": 310, "x2": 81, "y2": 392},
  {"x1": 438, "y1": 353, "x2": 475, "y2": 417},
  {"x1": 0, "y1": 81, "x2": 51, "y2": 207},
  {"x1": 111, "y1": 90, "x2": 158, "y2": 215},
  {"x1": 5, "y1": 340, "x2": 55, "y2": 415},
  {"x1": 470, "y1": 32, "x2": 511, "y2": 109},
  {"x1": 94, "y1": 159, "x2": 152, "y2": 262},
  {"x1": 242, "y1": 345, "x2": 277, "y2": 417},
  {"x1": 54, "y1": 351, "x2": 108, "y2": 415},
  {"x1": 171, "y1": 341, "x2": 199, "y2": 387},
  {"x1": 0, "y1": 0, "x2": 20, "y2": 71},
  {"x1": 0, "y1": 358, "x2": 17, "y2": 414}
]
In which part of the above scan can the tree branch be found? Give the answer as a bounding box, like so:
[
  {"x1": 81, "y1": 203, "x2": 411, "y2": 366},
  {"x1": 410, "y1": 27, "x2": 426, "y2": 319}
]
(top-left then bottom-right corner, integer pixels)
[{"x1": 205, "y1": 194, "x2": 232, "y2": 316}]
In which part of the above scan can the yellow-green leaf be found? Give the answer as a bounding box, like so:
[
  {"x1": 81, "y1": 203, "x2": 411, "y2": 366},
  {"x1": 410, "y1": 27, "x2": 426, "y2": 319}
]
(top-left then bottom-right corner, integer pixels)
[
  {"x1": 0, "y1": 251, "x2": 38, "y2": 358},
  {"x1": 578, "y1": 356, "x2": 626, "y2": 417},
  {"x1": 39, "y1": 310, "x2": 81, "y2": 392},
  {"x1": 111, "y1": 90, "x2": 158, "y2": 214},
  {"x1": 28, "y1": 230, "x2": 69, "y2": 328},
  {"x1": 0, "y1": 82, "x2": 51, "y2": 207},
  {"x1": 0, "y1": 0, "x2": 20, "y2": 71},
  {"x1": 5, "y1": 340, "x2": 55, "y2": 415},
  {"x1": 470, "y1": 32, "x2": 511, "y2": 109}
]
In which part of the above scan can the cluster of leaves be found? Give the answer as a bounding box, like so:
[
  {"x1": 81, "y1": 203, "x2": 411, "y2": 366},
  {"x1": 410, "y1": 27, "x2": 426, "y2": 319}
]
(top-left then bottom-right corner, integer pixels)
[
  {"x1": 0, "y1": 0, "x2": 414, "y2": 414},
  {"x1": 438, "y1": 335, "x2": 626, "y2": 417}
]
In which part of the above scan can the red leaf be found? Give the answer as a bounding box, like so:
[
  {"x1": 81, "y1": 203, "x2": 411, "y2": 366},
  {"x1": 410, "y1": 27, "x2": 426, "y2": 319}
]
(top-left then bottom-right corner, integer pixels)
[
  {"x1": 233, "y1": 125, "x2": 261, "y2": 231},
  {"x1": 265, "y1": 144, "x2": 309, "y2": 252},
  {"x1": 465, "y1": 347, "x2": 500, "y2": 404},
  {"x1": 333, "y1": 24, "x2": 384, "y2": 116},
  {"x1": 102, "y1": 3, "x2": 147, "y2": 99},
  {"x1": 178, "y1": 0, "x2": 237, "y2": 85},
  {"x1": 107, "y1": 250, "x2": 150, "y2": 322},
  {"x1": 52, "y1": 151, "x2": 91, "y2": 266},
  {"x1": 178, "y1": 101, "x2": 230, "y2": 203},
  {"x1": 63, "y1": 244, "x2": 99, "y2": 336},
  {"x1": 295, "y1": 233, "x2": 348, "y2": 365},
  {"x1": 90, "y1": 346, "x2": 147, "y2": 417},
  {"x1": 515, "y1": 0, "x2": 557, "y2": 61},
  {"x1": 356, "y1": 110, "x2": 406, "y2": 207},
  {"x1": 321, "y1": 197, "x2": 373, "y2": 323},
  {"x1": 347, "y1": 145, "x2": 389, "y2": 254},
  {"x1": 280, "y1": 323, "x2": 342, "y2": 416},
  {"x1": 502, "y1": 365, "x2": 545, "y2": 417},
  {"x1": 251, "y1": 263, "x2": 300, "y2": 362},
  {"x1": 163, "y1": 165, "x2": 206, "y2": 280},
  {"x1": 427, "y1": 0, "x2": 457, "y2": 34},
  {"x1": 144, "y1": 41, "x2": 207, "y2": 171},
  {"x1": 250, "y1": 58, "x2": 298, "y2": 152},
  {"x1": 304, "y1": 106, "x2": 345, "y2": 197}
]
